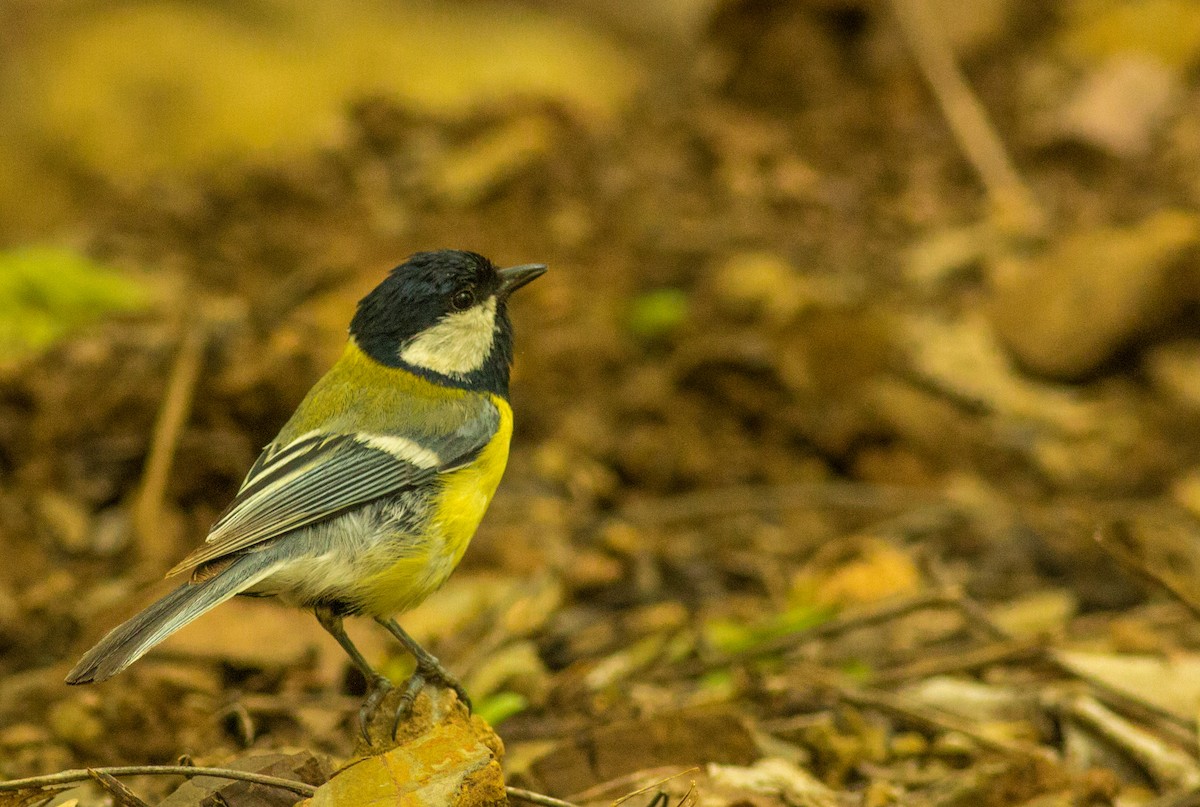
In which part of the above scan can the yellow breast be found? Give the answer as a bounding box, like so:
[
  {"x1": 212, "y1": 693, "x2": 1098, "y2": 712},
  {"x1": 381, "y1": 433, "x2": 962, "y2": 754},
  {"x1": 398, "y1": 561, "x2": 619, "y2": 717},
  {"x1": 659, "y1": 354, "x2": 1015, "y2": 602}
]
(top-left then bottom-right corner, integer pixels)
[{"x1": 356, "y1": 395, "x2": 513, "y2": 616}]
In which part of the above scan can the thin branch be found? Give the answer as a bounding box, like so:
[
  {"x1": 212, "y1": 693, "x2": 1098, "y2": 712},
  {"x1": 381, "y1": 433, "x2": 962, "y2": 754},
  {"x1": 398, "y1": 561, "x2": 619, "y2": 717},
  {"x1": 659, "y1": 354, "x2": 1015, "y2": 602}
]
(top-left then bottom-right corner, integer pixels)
[
  {"x1": 840, "y1": 687, "x2": 1051, "y2": 761},
  {"x1": 1052, "y1": 693, "x2": 1200, "y2": 790},
  {"x1": 612, "y1": 768, "x2": 700, "y2": 807},
  {"x1": 889, "y1": 0, "x2": 1044, "y2": 234},
  {"x1": 569, "y1": 767, "x2": 697, "y2": 806},
  {"x1": 505, "y1": 786, "x2": 582, "y2": 807},
  {"x1": 133, "y1": 321, "x2": 208, "y2": 570},
  {"x1": 666, "y1": 589, "x2": 957, "y2": 679},
  {"x1": 2, "y1": 764, "x2": 581, "y2": 807},
  {"x1": 0, "y1": 766, "x2": 316, "y2": 797},
  {"x1": 872, "y1": 636, "x2": 1044, "y2": 686},
  {"x1": 933, "y1": 562, "x2": 1200, "y2": 755},
  {"x1": 87, "y1": 769, "x2": 151, "y2": 807},
  {"x1": 1092, "y1": 528, "x2": 1200, "y2": 620}
]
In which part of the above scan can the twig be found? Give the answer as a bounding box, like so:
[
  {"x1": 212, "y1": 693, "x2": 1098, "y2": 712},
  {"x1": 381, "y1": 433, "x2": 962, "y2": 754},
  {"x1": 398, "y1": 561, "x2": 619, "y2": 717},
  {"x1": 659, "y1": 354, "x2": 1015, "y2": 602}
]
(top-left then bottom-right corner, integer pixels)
[
  {"x1": 872, "y1": 636, "x2": 1044, "y2": 685},
  {"x1": 674, "y1": 781, "x2": 699, "y2": 807},
  {"x1": 840, "y1": 686, "x2": 1052, "y2": 761},
  {"x1": 667, "y1": 589, "x2": 957, "y2": 679},
  {"x1": 934, "y1": 565, "x2": 1200, "y2": 755},
  {"x1": 1092, "y1": 527, "x2": 1200, "y2": 620},
  {"x1": 133, "y1": 321, "x2": 208, "y2": 570},
  {"x1": 506, "y1": 786, "x2": 581, "y2": 807},
  {"x1": 1052, "y1": 692, "x2": 1200, "y2": 790},
  {"x1": 569, "y1": 767, "x2": 697, "y2": 805},
  {"x1": 1045, "y1": 654, "x2": 1200, "y2": 754},
  {"x1": 87, "y1": 769, "x2": 151, "y2": 807},
  {"x1": 613, "y1": 767, "x2": 700, "y2": 806},
  {"x1": 888, "y1": 0, "x2": 1044, "y2": 234},
  {"x1": 0, "y1": 766, "x2": 316, "y2": 797},
  {"x1": 1, "y1": 764, "x2": 577, "y2": 807}
]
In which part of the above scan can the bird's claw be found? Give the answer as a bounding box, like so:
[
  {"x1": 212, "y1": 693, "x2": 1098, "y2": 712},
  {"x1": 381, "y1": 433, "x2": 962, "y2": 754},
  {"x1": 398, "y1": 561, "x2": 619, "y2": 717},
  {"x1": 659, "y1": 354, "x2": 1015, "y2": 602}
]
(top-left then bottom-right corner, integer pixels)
[
  {"x1": 357, "y1": 674, "x2": 393, "y2": 744},
  {"x1": 388, "y1": 659, "x2": 471, "y2": 738},
  {"x1": 419, "y1": 654, "x2": 472, "y2": 712},
  {"x1": 390, "y1": 670, "x2": 426, "y2": 737}
]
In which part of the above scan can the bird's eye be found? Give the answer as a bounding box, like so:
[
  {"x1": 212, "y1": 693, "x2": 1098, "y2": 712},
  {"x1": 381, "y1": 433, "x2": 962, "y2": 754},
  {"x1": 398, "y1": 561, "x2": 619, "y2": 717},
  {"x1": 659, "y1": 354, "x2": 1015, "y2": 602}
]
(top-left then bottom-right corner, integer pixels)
[{"x1": 450, "y1": 288, "x2": 476, "y2": 311}]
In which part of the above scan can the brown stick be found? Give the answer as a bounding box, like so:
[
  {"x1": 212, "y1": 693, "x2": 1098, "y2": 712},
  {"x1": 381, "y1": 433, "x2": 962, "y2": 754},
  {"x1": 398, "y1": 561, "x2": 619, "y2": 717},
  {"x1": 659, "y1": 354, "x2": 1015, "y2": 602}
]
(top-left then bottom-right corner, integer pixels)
[
  {"x1": 889, "y1": 0, "x2": 1044, "y2": 234},
  {"x1": 0, "y1": 765, "x2": 317, "y2": 797},
  {"x1": 1, "y1": 763, "x2": 581, "y2": 807},
  {"x1": 1092, "y1": 528, "x2": 1200, "y2": 620},
  {"x1": 133, "y1": 322, "x2": 207, "y2": 570},
  {"x1": 505, "y1": 786, "x2": 582, "y2": 807}
]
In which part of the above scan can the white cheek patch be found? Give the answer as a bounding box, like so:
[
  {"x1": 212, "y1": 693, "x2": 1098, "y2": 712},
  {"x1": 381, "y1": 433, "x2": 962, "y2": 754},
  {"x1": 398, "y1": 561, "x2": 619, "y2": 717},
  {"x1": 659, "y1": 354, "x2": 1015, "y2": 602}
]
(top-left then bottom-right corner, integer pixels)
[{"x1": 400, "y1": 296, "x2": 497, "y2": 376}]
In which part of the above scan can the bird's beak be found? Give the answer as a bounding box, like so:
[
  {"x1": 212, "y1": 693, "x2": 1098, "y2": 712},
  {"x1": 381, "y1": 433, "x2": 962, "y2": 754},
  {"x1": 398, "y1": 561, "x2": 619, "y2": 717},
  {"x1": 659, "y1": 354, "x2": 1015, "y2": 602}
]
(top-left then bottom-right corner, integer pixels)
[{"x1": 497, "y1": 263, "x2": 547, "y2": 299}]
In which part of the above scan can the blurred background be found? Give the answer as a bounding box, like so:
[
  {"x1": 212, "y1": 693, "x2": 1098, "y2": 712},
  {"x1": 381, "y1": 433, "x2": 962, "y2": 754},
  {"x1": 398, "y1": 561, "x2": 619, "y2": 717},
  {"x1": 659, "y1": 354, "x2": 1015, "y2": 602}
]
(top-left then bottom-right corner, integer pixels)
[{"x1": 5, "y1": 0, "x2": 1200, "y2": 804}]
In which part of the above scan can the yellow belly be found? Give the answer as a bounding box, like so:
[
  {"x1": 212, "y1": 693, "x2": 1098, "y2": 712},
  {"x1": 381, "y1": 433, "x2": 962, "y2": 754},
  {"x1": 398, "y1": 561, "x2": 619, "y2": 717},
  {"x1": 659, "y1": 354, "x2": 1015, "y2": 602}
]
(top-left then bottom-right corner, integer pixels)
[{"x1": 355, "y1": 395, "x2": 513, "y2": 616}]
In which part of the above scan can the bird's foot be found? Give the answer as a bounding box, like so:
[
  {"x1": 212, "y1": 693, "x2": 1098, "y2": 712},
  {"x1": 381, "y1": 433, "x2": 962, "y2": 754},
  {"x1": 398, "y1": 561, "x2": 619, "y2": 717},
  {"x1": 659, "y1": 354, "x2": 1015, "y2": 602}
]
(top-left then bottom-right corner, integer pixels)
[
  {"x1": 357, "y1": 674, "x2": 393, "y2": 744},
  {"x1": 422, "y1": 656, "x2": 472, "y2": 713},
  {"x1": 389, "y1": 658, "x2": 471, "y2": 737}
]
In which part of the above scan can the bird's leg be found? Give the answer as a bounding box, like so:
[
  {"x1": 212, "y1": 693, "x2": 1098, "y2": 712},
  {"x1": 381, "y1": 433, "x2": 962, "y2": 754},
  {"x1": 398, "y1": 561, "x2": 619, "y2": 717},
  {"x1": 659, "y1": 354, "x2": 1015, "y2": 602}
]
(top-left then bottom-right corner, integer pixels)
[
  {"x1": 314, "y1": 606, "x2": 391, "y2": 743},
  {"x1": 375, "y1": 617, "x2": 470, "y2": 733}
]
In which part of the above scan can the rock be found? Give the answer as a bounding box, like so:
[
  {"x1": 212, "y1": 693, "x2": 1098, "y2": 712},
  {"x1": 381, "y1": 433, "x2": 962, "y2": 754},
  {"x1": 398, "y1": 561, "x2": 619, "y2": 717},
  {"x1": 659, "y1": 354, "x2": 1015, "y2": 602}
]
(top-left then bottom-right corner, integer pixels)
[
  {"x1": 990, "y1": 210, "x2": 1200, "y2": 379},
  {"x1": 305, "y1": 687, "x2": 506, "y2": 807}
]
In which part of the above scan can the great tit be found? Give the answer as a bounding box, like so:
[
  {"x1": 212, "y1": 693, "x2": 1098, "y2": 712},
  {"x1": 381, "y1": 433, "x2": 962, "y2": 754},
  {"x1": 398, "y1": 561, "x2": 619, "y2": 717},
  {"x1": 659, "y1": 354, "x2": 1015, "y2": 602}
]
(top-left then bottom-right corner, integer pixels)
[{"x1": 66, "y1": 250, "x2": 546, "y2": 739}]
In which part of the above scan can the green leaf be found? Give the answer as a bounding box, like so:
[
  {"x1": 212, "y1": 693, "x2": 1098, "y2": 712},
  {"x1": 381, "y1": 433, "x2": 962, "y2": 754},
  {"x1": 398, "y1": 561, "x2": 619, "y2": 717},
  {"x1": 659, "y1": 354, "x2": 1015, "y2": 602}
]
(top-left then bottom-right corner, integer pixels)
[
  {"x1": 625, "y1": 288, "x2": 688, "y2": 341},
  {"x1": 703, "y1": 603, "x2": 837, "y2": 656},
  {"x1": 0, "y1": 246, "x2": 150, "y2": 360},
  {"x1": 474, "y1": 691, "x2": 529, "y2": 726}
]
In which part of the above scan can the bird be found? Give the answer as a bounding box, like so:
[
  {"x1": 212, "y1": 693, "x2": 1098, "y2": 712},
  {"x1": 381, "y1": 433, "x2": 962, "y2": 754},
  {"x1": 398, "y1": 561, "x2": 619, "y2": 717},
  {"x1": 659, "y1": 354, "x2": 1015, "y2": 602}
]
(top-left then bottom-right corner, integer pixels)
[{"x1": 66, "y1": 249, "x2": 546, "y2": 740}]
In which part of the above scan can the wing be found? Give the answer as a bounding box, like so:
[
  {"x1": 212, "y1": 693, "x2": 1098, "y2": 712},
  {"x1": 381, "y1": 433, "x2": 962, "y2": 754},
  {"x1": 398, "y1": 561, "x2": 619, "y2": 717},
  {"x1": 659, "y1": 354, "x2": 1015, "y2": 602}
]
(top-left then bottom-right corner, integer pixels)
[{"x1": 166, "y1": 402, "x2": 500, "y2": 577}]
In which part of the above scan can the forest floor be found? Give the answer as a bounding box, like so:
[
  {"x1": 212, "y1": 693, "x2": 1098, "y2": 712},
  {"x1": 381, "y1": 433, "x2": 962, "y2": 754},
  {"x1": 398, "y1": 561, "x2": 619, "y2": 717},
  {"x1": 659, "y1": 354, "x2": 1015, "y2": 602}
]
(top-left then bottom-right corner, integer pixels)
[{"x1": 4, "y1": 1, "x2": 1200, "y2": 805}]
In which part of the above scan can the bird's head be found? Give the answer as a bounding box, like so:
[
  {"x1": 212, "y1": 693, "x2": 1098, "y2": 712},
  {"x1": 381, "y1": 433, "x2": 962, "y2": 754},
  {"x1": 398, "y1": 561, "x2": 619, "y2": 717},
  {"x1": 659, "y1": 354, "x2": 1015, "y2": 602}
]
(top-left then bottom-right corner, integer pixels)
[{"x1": 350, "y1": 250, "x2": 546, "y2": 395}]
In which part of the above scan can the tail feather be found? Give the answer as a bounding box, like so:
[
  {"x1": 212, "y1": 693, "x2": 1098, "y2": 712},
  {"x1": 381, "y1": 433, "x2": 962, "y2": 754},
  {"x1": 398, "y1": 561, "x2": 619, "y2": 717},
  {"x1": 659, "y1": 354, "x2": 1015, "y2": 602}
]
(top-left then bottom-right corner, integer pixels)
[{"x1": 66, "y1": 554, "x2": 278, "y2": 684}]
